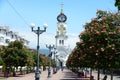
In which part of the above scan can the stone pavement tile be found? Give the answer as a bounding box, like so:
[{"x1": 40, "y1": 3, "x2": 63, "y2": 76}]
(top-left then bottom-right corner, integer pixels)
[
  {"x1": 0, "y1": 70, "x2": 49, "y2": 80},
  {"x1": 92, "y1": 71, "x2": 120, "y2": 80},
  {"x1": 60, "y1": 69, "x2": 89, "y2": 80},
  {"x1": 49, "y1": 69, "x2": 89, "y2": 80},
  {"x1": 0, "y1": 73, "x2": 34, "y2": 80},
  {"x1": 0, "y1": 69, "x2": 90, "y2": 80},
  {"x1": 48, "y1": 70, "x2": 63, "y2": 80}
]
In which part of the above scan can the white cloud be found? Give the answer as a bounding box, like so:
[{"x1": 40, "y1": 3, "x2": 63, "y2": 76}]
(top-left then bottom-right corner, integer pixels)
[
  {"x1": 20, "y1": 31, "x2": 79, "y2": 49},
  {"x1": 67, "y1": 34, "x2": 79, "y2": 49}
]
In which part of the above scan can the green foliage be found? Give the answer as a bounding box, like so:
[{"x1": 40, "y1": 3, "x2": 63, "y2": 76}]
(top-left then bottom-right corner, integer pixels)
[
  {"x1": 8, "y1": 40, "x2": 24, "y2": 49},
  {"x1": 66, "y1": 10, "x2": 120, "y2": 70},
  {"x1": 2, "y1": 47, "x2": 19, "y2": 67},
  {"x1": 0, "y1": 50, "x2": 3, "y2": 65},
  {"x1": 26, "y1": 49, "x2": 35, "y2": 67},
  {"x1": 32, "y1": 50, "x2": 49, "y2": 67},
  {"x1": 0, "y1": 40, "x2": 50, "y2": 74},
  {"x1": 17, "y1": 48, "x2": 28, "y2": 67},
  {"x1": 115, "y1": 0, "x2": 120, "y2": 10},
  {"x1": 1, "y1": 40, "x2": 28, "y2": 68},
  {"x1": 39, "y1": 54, "x2": 48, "y2": 66}
]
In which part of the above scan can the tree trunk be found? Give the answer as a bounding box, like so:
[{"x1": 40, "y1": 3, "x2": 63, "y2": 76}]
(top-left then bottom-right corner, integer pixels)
[
  {"x1": 26, "y1": 67, "x2": 29, "y2": 74},
  {"x1": 3, "y1": 66, "x2": 10, "y2": 77},
  {"x1": 110, "y1": 70, "x2": 113, "y2": 80},
  {"x1": 12, "y1": 68, "x2": 16, "y2": 77},
  {"x1": 20, "y1": 67, "x2": 23, "y2": 75},
  {"x1": 4, "y1": 69, "x2": 8, "y2": 77},
  {"x1": 90, "y1": 68, "x2": 92, "y2": 77},
  {"x1": 90, "y1": 68, "x2": 93, "y2": 80},
  {"x1": 97, "y1": 69, "x2": 100, "y2": 80}
]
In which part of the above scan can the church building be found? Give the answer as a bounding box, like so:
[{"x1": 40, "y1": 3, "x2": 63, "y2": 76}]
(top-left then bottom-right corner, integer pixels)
[{"x1": 55, "y1": 4, "x2": 71, "y2": 67}]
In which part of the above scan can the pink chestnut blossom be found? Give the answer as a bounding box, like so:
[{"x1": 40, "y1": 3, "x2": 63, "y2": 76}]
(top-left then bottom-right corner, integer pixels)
[
  {"x1": 102, "y1": 17, "x2": 107, "y2": 20},
  {"x1": 100, "y1": 48, "x2": 104, "y2": 52},
  {"x1": 95, "y1": 61, "x2": 98, "y2": 65},
  {"x1": 96, "y1": 53, "x2": 98, "y2": 56}
]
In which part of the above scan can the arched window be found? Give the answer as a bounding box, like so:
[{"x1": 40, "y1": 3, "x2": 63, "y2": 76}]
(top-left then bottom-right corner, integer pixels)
[
  {"x1": 0, "y1": 29, "x2": 6, "y2": 34},
  {"x1": 59, "y1": 40, "x2": 61, "y2": 44},
  {"x1": 59, "y1": 40, "x2": 64, "y2": 45},
  {"x1": 0, "y1": 37, "x2": 4, "y2": 42},
  {"x1": 62, "y1": 40, "x2": 64, "y2": 45},
  {"x1": 5, "y1": 39, "x2": 10, "y2": 43}
]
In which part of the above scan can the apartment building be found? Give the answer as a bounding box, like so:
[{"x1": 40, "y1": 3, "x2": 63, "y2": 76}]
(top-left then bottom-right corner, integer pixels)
[{"x1": 0, "y1": 25, "x2": 29, "y2": 47}]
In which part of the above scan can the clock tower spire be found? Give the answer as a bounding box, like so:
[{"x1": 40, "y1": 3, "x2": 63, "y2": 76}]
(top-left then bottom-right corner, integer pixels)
[
  {"x1": 55, "y1": 3, "x2": 70, "y2": 67},
  {"x1": 56, "y1": 3, "x2": 67, "y2": 46},
  {"x1": 60, "y1": 3, "x2": 64, "y2": 13},
  {"x1": 57, "y1": 3, "x2": 67, "y2": 23}
]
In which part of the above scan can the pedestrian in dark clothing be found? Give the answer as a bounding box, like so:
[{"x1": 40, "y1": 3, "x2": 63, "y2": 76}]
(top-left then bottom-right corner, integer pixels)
[
  {"x1": 103, "y1": 75, "x2": 107, "y2": 80},
  {"x1": 90, "y1": 76, "x2": 94, "y2": 80}
]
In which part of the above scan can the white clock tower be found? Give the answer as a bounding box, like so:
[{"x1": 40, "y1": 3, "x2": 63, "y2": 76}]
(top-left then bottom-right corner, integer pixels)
[{"x1": 55, "y1": 4, "x2": 71, "y2": 67}]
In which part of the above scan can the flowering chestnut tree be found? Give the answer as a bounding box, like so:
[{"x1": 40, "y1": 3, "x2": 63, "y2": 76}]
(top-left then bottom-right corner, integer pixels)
[
  {"x1": 115, "y1": 0, "x2": 120, "y2": 10},
  {"x1": 67, "y1": 10, "x2": 120, "y2": 70},
  {"x1": 66, "y1": 43, "x2": 88, "y2": 68},
  {"x1": 82, "y1": 10, "x2": 120, "y2": 69}
]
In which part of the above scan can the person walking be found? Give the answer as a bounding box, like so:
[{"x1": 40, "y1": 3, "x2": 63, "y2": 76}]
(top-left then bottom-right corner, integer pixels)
[
  {"x1": 103, "y1": 75, "x2": 107, "y2": 80},
  {"x1": 90, "y1": 76, "x2": 94, "y2": 80}
]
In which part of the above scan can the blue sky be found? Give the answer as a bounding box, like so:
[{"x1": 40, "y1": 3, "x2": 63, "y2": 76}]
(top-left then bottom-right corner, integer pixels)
[{"x1": 0, "y1": 0, "x2": 118, "y2": 49}]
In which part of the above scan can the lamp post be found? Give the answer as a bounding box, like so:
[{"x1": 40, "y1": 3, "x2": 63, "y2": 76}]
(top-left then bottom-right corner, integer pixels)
[
  {"x1": 53, "y1": 47, "x2": 57, "y2": 74},
  {"x1": 30, "y1": 23, "x2": 48, "y2": 80},
  {"x1": 46, "y1": 44, "x2": 54, "y2": 78},
  {"x1": 56, "y1": 55, "x2": 61, "y2": 70}
]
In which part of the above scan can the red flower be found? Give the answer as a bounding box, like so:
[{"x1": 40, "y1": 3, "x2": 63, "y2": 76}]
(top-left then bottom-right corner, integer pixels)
[
  {"x1": 89, "y1": 46, "x2": 92, "y2": 49},
  {"x1": 112, "y1": 47, "x2": 115, "y2": 50},
  {"x1": 91, "y1": 18, "x2": 96, "y2": 21},
  {"x1": 105, "y1": 38, "x2": 108, "y2": 40},
  {"x1": 95, "y1": 61, "x2": 98, "y2": 65},
  {"x1": 100, "y1": 48, "x2": 104, "y2": 52},
  {"x1": 108, "y1": 45, "x2": 112, "y2": 48},
  {"x1": 102, "y1": 17, "x2": 107, "y2": 20},
  {"x1": 94, "y1": 30, "x2": 100, "y2": 34},
  {"x1": 96, "y1": 53, "x2": 98, "y2": 56},
  {"x1": 118, "y1": 29, "x2": 120, "y2": 32}
]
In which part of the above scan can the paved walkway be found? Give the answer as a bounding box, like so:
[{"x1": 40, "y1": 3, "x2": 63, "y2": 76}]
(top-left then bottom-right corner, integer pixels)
[
  {"x1": 0, "y1": 69, "x2": 120, "y2": 80},
  {"x1": 49, "y1": 69, "x2": 89, "y2": 80},
  {"x1": 0, "y1": 69, "x2": 89, "y2": 80},
  {"x1": 92, "y1": 70, "x2": 120, "y2": 80}
]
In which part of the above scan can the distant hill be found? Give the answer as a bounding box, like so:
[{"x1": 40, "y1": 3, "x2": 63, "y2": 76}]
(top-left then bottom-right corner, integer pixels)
[{"x1": 39, "y1": 49, "x2": 49, "y2": 56}]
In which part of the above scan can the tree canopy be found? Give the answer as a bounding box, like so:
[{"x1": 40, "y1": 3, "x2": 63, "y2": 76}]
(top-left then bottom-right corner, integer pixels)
[
  {"x1": 115, "y1": 0, "x2": 120, "y2": 10},
  {"x1": 66, "y1": 10, "x2": 120, "y2": 70}
]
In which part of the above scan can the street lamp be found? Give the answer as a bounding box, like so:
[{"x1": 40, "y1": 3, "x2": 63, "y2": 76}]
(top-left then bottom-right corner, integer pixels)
[
  {"x1": 56, "y1": 55, "x2": 61, "y2": 71},
  {"x1": 53, "y1": 47, "x2": 57, "y2": 74},
  {"x1": 46, "y1": 44, "x2": 54, "y2": 78},
  {"x1": 30, "y1": 23, "x2": 48, "y2": 80}
]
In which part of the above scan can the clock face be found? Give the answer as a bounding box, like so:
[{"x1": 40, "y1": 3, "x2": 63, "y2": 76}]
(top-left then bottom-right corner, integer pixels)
[{"x1": 57, "y1": 13, "x2": 67, "y2": 22}]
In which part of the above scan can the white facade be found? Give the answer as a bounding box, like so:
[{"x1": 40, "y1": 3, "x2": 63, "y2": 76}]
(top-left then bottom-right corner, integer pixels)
[
  {"x1": 0, "y1": 26, "x2": 29, "y2": 47},
  {"x1": 55, "y1": 8, "x2": 71, "y2": 67}
]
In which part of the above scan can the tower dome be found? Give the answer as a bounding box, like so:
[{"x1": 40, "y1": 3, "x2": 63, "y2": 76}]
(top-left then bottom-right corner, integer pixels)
[{"x1": 57, "y1": 3, "x2": 67, "y2": 22}]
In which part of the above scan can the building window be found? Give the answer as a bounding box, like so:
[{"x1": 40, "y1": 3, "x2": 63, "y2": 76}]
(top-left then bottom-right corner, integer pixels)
[
  {"x1": 0, "y1": 37, "x2": 4, "y2": 42},
  {"x1": 7, "y1": 32, "x2": 12, "y2": 37},
  {"x1": 59, "y1": 40, "x2": 64, "y2": 45},
  {"x1": 5, "y1": 39, "x2": 10, "y2": 43},
  {"x1": 0, "y1": 29, "x2": 6, "y2": 35},
  {"x1": 11, "y1": 34, "x2": 14, "y2": 38},
  {"x1": 62, "y1": 40, "x2": 64, "y2": 45},
  {"x1": 59, "y1": 40, "x2": 61, "y2": 44}
]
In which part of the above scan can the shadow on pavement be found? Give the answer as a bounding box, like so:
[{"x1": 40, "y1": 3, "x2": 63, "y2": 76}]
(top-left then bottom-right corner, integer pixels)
[
  {"x1": 117, "y1": 76, "x2": 120, "y2": 78},
  {"x1": 60, "y1": 70, "x2": 89, "y2": 80},
  {"x1": 63, "y1": 71, "x2": 80, "y2": 78}
]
